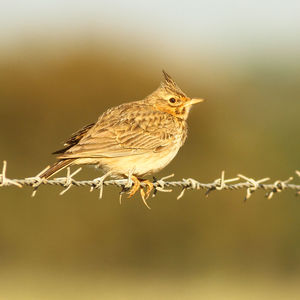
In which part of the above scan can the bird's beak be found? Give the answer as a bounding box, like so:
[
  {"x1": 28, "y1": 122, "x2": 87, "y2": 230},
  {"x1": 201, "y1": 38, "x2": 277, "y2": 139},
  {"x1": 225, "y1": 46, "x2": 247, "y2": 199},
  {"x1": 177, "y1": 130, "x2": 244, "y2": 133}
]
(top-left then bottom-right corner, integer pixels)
[{"x1": 185, "y1": 98, "x2": 204, "y2": 106}]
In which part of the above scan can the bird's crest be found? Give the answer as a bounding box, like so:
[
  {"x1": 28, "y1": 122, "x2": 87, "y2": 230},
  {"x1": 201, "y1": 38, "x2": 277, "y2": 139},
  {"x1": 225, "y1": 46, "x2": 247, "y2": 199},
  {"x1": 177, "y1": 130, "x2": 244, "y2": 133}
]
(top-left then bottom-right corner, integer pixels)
[{"x1": 161, "y1": 70, "x2": 186, "y2": 97}]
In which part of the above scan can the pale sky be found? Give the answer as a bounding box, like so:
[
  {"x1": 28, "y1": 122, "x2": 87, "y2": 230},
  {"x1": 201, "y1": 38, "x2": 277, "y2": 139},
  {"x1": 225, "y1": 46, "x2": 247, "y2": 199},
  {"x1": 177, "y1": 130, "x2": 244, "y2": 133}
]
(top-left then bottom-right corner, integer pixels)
[{"x1": 2, "y1": 0, "x2": 300, "y2": 56}]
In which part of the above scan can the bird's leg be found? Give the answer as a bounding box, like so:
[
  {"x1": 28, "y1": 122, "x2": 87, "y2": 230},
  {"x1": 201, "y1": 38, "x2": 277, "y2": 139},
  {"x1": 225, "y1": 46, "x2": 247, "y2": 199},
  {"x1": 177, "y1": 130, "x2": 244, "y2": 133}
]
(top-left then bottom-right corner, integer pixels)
[
  {"x1": 127, "y1": 176, "x2": 154, "y2": 209},
  {"x1": 140, "y1": 180, "x2": 154, "y2": 200},
  {"x1": 139, "y1": 179, "x2": 154, "y2": 209},
  {"x1": 127, "y1": 175, "x2": 141, "y2": 198}
]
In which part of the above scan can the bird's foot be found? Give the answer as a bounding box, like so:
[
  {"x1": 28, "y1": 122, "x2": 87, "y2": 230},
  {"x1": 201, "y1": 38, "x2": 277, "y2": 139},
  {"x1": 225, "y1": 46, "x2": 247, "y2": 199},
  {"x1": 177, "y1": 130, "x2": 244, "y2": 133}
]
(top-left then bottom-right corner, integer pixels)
[
  {"x1": 127, "y1": 175, "x2": 141, "y2": 198},
  {"x1": 140, "y1": 180, "x2": 154, "y2": 209},
  {"x1": 127, "y1": 176, "x2": 153, "y2": 209}
]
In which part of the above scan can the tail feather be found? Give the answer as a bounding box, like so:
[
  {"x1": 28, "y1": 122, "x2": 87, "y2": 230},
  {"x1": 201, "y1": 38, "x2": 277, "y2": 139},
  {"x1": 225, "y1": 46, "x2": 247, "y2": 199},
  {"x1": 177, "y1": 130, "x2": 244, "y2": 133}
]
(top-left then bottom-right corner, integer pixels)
[{"x1": 39, "y1": 159, "x2": 74, "y2": 179}]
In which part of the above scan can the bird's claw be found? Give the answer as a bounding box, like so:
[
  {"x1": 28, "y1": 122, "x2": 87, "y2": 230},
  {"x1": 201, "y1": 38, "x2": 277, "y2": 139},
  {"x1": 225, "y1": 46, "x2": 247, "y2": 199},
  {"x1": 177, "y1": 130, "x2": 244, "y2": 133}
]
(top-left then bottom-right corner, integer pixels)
[{"x1": 126, "y1": 176, "x2": 153, "y2": 209}]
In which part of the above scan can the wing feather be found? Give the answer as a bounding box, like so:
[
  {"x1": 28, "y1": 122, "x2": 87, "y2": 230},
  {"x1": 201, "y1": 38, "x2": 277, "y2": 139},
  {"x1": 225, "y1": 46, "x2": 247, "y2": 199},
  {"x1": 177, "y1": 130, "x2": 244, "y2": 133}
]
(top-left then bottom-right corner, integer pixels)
[{"x1": 57, "y1": 102, "x2": 183, "y2": 159}]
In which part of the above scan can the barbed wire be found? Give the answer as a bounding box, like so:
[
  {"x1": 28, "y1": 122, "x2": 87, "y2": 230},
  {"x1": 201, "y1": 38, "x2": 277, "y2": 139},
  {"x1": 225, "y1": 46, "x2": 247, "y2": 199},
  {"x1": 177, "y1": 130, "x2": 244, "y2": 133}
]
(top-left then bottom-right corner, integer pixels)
[{"x1": 0, "y1": 161, "x2": 299, "y2": 208}]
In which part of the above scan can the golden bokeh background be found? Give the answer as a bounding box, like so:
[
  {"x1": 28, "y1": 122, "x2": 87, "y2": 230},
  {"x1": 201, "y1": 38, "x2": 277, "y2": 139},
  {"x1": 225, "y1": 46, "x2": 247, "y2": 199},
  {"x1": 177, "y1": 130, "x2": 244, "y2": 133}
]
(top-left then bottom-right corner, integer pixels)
[{"x1": 0, "y1": 1, "x2": 300, "y2": 299}]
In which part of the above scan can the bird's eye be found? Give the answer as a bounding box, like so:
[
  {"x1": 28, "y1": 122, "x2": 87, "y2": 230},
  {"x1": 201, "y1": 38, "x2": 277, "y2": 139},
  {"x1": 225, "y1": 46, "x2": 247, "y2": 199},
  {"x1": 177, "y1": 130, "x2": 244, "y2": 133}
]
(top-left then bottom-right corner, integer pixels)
[{"x1": 169, "y1": 98, "x2": 176, "y2": 104}]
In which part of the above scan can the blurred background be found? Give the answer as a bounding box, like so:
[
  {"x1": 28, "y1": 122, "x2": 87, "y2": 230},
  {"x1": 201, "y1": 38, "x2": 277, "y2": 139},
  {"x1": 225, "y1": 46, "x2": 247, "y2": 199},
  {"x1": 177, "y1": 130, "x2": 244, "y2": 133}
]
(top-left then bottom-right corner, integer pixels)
[{"x1": 0, "y1": 0, "x2": 300, "y2": 299}]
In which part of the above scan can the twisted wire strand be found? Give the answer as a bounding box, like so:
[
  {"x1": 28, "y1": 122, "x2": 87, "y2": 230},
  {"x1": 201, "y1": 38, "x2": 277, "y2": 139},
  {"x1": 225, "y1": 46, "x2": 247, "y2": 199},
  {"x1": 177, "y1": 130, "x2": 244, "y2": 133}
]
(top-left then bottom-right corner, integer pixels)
[
  {"x1": 0, "y1": 161, "x2": 299, "y2": 201},
  {"x1": 0, "y1": 161, "x2": 300, "y2": 200}
]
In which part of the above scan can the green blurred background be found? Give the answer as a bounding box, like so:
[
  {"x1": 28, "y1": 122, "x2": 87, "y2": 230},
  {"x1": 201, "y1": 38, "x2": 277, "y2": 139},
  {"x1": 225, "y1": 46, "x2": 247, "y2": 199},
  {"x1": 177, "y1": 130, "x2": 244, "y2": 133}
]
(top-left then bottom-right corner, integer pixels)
[{"x1": 0, "y1": 1, "x2": 300, "y2": 299}]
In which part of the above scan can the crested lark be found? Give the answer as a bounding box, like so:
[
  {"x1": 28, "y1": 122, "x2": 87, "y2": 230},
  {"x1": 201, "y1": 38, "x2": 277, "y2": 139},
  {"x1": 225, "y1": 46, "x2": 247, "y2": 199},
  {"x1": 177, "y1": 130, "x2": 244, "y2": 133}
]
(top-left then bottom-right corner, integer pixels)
[{"x1": 39, "y1": 71, "x2": 203, "y2": 206}]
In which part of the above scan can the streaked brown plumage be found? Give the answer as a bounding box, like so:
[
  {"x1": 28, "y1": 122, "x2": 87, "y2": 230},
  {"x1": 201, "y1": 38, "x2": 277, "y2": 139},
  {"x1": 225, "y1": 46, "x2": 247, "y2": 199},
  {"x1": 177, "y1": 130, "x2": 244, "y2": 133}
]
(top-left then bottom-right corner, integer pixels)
[{"x1": 39, "y1": 71, "x2": 203, "y2": 206}]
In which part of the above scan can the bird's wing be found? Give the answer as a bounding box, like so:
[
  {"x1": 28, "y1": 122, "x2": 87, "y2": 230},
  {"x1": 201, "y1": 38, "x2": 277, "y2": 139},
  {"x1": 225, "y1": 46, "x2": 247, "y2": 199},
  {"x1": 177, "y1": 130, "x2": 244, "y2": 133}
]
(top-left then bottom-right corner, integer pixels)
[
  {"x1": 52, "y1": 122, "x2": 95, "y2": 154},
  {"x1": 57, "y1": 103, "x2": 179, "y2": 159}
]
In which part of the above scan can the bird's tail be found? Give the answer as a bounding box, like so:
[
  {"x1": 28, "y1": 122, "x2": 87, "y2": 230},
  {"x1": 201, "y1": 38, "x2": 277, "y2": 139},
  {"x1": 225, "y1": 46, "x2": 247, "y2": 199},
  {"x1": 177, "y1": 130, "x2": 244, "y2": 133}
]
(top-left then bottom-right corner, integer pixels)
[{"x1": 38, "y1": 159, "x2": 74, "y2": 179}]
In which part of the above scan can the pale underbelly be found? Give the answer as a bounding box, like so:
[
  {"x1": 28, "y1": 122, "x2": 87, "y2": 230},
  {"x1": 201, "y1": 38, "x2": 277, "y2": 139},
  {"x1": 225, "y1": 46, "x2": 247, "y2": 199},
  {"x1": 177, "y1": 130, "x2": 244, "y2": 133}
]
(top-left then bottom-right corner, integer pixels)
[{"x1": 81, "y1": 146, "x2": 181, "y2": 177}]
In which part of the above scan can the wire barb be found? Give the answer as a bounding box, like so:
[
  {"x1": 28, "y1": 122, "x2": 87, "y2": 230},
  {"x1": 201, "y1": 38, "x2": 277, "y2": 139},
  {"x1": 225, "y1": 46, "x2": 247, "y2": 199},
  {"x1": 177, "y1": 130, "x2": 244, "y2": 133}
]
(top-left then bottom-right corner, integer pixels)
[
  {"x1": 57, "y1": 167, "x2": 82, "y2": 195},
  {"x1": 297, "y1": 171, "x2": 300, "y2": 195},
  {"x1": 153, "y1": 174, "x2": 174, "y2": 197},
  {"x1": 91, "y1": 170, "x2": 113, "y2": 199},
  {"x1": 0, "y1": 161, "x2": 22, "y2": 188},
  {"x1": 0, "y1": 161, "x2": 300, "y2": 204},
  {"x1": 177, "y1": 178, "x2": 201, "y2": 200},
  {"x1": 266, "y1": 177, "x2": 294, "y2": 200},
  {"x1": 238, "y1": 174, "x2": 270, "y2": 201},
  {"x1": 205, "y1": 171, "x2": 239, "y2": 197}
]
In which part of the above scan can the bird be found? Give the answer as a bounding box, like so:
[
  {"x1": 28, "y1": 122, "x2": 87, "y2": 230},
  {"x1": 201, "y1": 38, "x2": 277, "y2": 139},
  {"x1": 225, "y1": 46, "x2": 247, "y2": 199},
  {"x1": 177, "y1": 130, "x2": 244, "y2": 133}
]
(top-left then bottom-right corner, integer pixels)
[{"x1": 38, "y1": 71, "x2": 204, "y2": 207}]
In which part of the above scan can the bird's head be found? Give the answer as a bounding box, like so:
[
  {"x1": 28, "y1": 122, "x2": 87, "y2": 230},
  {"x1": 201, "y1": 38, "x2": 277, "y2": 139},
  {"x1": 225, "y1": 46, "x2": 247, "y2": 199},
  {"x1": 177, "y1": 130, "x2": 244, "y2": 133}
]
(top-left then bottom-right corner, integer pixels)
[{"x1": 147, "y1": 70, "x2": 204, "y2": 120}]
